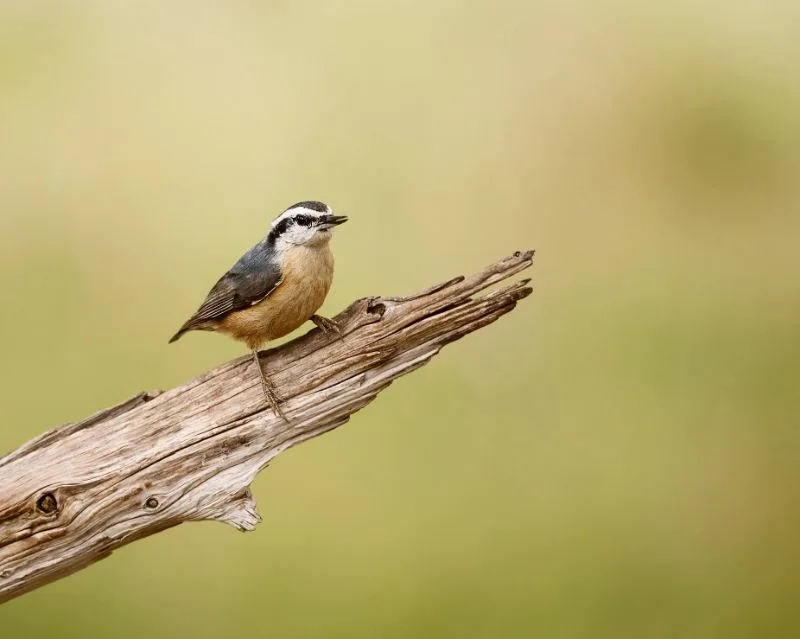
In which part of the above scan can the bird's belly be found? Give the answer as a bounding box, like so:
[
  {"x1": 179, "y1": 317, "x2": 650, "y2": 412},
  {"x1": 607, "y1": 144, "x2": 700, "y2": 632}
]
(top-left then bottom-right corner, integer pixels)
[{"x1": 218, "y1": 250, "x2": 333, "y2": 348}]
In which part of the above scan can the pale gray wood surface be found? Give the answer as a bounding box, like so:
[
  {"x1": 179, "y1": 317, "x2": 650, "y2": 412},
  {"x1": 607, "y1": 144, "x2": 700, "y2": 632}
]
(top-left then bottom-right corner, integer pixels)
[{"x1": 0, "y1": 250, "x2": 534, "y2": 604}]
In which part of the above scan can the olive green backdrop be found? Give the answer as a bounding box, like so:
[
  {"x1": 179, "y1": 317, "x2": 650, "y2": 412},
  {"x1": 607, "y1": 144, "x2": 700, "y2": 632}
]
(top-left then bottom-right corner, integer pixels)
[{"x1": 1, "y1": 2, "x2": 798, "y2": 637}]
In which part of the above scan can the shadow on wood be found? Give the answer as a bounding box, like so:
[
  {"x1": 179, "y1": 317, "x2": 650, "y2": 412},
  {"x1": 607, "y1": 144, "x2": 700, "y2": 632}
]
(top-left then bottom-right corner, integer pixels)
[{"x1": 0, "y1": 250, "x2": 534, "y2": 604}]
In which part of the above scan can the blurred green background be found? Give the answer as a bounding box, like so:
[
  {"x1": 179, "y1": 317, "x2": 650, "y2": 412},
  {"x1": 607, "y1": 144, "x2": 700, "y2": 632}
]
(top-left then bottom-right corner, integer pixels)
[{"x1": 1, "y1": 1, "x2": 799, "y2": 637}]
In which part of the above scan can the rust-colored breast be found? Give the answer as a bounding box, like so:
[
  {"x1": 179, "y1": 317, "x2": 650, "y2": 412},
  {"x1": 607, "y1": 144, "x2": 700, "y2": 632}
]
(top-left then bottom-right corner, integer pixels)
[{"x1": 217, "y1": 243, "x2": 334, "y2": 349}]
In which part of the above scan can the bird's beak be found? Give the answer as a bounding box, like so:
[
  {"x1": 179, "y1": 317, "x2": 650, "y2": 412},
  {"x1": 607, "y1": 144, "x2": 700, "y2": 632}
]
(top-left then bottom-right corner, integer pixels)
[{"x1": 319, "y1": 215, "x2": 348, "y2": 229}]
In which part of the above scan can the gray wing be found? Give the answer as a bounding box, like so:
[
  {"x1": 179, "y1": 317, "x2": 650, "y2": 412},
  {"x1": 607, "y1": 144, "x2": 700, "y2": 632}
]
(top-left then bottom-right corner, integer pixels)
[{"x1": 169, "y1": 243, "x2": 282, "y2": 342}]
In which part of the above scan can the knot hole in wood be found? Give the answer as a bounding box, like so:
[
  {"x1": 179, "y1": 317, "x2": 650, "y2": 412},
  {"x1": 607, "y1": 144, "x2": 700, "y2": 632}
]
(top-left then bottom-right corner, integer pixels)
[{"x1": 36, "y1": 492, "x2": 58, "y2": 515}]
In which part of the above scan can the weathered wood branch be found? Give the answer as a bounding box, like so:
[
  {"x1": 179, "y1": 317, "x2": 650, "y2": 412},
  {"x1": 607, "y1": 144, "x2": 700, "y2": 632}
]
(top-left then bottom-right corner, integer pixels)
[{"x1": 0, "y1": 250, "x2": 534, "y2": 604}]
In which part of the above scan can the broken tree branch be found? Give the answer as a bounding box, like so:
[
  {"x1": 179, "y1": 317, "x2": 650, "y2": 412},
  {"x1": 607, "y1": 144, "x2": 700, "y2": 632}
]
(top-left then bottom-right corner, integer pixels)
[{"x1": 0, "y1": 250, "x2": 534, "y2": 604}]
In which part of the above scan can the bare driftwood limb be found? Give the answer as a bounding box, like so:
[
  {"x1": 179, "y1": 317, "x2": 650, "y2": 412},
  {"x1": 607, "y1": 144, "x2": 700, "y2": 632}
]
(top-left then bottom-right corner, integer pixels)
[{"x1": 0, "y1": 250, "x2": 534, "y2": 604}]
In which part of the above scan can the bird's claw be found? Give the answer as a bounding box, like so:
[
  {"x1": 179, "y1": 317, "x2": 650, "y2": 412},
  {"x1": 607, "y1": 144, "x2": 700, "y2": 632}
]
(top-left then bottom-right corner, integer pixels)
[
  {"x1": 261, "y1": 377, "x2": 289, "y2": 423},
  {"x1": 252, "y1": 349, "x2": 289, "y2": 423}
]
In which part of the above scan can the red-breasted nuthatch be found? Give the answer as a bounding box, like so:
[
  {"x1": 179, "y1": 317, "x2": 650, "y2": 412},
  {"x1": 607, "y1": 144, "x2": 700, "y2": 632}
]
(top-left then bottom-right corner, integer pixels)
[{"x1": 169, "y1": 201, "x2": 348, "y2": 419}]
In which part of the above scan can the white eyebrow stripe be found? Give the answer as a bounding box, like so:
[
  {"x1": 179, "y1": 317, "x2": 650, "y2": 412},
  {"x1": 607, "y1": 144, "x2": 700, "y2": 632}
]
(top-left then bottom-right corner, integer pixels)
[{"x1": 271, "y1": 206, "x2": 328, "y2": 229}]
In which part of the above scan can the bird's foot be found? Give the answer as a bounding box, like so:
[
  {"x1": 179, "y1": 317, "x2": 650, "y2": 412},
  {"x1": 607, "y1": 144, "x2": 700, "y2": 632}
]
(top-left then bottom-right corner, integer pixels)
[
  {"x1": 251, "y1": 349, "x2": 289, "y2": 423},
  {"x1": 260, "y1": 376, "x2": 289, "y2": 423},
  {"x1": 311, "y1": 314, "x2": 342, "y2": 337}
]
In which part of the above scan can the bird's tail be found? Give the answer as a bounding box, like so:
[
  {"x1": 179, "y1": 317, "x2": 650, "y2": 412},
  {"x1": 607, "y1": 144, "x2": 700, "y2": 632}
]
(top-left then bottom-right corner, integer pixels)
[
  {"x1": 168, "y1": 319, "x2": 196, "y2": 344},
  {"x1": 168, "y1": 328, "x2": 187, "y2": 344},
  {"x1": 169, "y1": 317, "x2": 212, "y2": 343}
]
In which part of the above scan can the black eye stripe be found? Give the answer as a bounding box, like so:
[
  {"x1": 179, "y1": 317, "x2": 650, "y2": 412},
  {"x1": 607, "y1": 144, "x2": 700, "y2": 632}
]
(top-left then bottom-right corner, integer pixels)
[
  {"x1": 272, "y1": 217, "x2": 293, "y2": 237},
  {"x1": 267, "y1": 212, "x2": 317, "y2": 243}
]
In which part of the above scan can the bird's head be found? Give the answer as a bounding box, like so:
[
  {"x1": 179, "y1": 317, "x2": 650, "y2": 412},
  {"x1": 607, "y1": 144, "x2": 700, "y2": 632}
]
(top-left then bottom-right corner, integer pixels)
[{"x1": 268, "y1": 201, "x2": 348, "y2": 248}]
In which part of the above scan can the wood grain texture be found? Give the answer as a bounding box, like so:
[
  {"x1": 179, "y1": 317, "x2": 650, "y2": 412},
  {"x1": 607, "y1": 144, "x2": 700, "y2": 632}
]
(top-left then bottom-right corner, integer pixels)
[{"x1": 0, "y1": 250, "x2": 534, "y2": 604}]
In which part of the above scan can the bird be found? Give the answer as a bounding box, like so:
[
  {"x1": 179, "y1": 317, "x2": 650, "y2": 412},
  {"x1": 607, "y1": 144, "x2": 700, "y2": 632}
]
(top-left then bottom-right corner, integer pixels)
[{"x1": 169, "y1": 200, "x2": 348, "y2": 419}]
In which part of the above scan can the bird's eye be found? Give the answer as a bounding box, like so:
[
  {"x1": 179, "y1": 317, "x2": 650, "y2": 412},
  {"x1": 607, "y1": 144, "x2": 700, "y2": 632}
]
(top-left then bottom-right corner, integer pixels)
[{"x1": 294, "y1": 215, "x2": 312, "y2": 227}]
